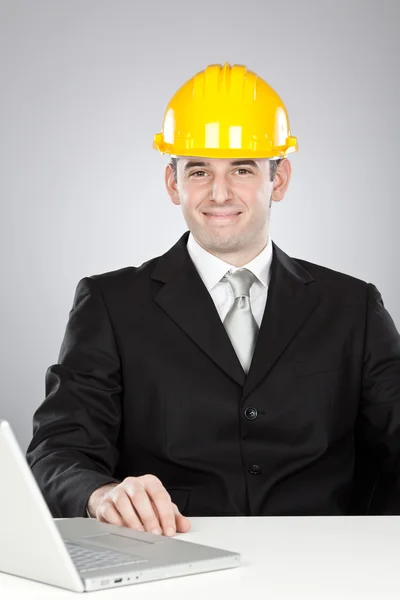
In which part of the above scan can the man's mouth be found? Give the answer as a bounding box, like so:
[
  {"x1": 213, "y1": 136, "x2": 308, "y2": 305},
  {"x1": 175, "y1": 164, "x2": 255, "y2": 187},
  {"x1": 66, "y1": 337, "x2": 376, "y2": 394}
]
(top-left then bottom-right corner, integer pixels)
[{"x1": 203, "y1": 212, "x2": 242, "y2": 218}]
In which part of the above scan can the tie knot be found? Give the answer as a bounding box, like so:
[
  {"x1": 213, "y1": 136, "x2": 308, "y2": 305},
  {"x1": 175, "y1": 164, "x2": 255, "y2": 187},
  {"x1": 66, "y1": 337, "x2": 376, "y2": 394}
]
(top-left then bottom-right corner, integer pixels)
[{"x1": 222, "y1": 268, "x2": 257, "y2": 299}]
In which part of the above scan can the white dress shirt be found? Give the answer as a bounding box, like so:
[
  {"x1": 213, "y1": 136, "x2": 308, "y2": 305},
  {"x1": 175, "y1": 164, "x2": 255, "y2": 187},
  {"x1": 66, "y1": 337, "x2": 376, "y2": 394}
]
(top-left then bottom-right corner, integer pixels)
[{"x1": 186, "y1": 232, "x2": 273, "y2": 328}]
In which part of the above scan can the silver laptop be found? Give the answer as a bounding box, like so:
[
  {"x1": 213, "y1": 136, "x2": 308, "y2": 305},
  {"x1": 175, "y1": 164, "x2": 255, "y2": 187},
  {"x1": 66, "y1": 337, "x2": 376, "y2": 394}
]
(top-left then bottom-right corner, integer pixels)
[{"x1": 0, "y1": 420, "x2": 240, "y2": 592}]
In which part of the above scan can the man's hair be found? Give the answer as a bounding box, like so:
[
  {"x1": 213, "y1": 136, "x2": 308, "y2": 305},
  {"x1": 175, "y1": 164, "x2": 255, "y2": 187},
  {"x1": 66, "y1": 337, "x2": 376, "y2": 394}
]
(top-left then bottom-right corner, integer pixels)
[{"x1": 168, "y1": 157, "x2": 282, "y2": 182}]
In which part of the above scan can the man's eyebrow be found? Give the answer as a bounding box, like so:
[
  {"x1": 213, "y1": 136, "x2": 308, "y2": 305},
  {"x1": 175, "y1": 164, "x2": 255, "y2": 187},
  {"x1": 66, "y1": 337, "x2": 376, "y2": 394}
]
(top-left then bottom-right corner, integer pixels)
[
  {"x1": 230, "y1": 160, "x2": 259, "y2": 168},
  {"x1": 183, "y1": 159, "x2": 259, "y2": 171},
  {"x1": 183, "y1": 161, "x2": 208, "y2": 171}
]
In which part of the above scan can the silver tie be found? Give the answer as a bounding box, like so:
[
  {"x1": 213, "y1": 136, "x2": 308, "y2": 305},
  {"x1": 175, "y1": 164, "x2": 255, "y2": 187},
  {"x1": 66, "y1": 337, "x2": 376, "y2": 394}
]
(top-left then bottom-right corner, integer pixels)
[{"x1": 222, "y1": 268, "x2": 259, "y2": 373}]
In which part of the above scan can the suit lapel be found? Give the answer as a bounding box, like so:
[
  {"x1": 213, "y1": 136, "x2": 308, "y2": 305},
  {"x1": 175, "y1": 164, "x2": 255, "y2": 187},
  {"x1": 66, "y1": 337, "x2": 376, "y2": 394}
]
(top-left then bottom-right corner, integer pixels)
[
  {"x1": 242, "y1": 242, "x2": 320, "y2": 399},
  {"x1": 152, "y1": 232, "x2": 246, "y2": 386},
  {"x1": 151, "y1": 232, "x2": 320, "y2": 393}
]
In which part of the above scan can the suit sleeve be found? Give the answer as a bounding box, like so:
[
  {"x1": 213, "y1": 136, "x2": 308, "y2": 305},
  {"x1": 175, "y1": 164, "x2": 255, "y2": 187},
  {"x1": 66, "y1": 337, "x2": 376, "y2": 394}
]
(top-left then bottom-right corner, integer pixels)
[
  {"x1": 357, "y1": 283, "x2": 400, "y2": 514},
  {"x1": 26, "y1": 277, "x2": 122, "y2": 518}
]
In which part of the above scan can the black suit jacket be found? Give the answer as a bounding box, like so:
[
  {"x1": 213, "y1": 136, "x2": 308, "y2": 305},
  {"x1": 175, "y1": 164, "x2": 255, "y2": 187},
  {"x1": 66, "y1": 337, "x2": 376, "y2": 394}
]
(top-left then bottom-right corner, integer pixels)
[{"x1": 26, "y1": 231, "x2": 400, "y2": 517}]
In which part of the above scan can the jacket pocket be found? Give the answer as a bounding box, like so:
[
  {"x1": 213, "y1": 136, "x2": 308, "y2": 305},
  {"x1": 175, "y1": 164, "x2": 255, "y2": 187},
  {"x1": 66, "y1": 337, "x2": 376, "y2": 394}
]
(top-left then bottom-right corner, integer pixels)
[
  {"x1": 167, "y1": 488, "x2": 190, "y2": 514},
  {"x1": 293, "y1": 352, "x2": 344, "y2": 377}
]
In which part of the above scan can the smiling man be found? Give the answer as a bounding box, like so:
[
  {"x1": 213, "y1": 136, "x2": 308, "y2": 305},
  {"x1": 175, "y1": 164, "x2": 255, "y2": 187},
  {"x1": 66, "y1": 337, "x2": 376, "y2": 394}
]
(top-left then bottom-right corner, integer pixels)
[{"x1": 27, "y1": 63, "x2": 400, "y2": 536}]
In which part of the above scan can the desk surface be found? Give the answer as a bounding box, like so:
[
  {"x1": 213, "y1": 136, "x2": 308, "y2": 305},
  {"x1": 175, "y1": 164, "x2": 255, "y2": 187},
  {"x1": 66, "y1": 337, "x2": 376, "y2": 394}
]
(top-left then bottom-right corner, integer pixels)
[{"x1": 1, "y1": 516, "x2": 399, "y2": 599}]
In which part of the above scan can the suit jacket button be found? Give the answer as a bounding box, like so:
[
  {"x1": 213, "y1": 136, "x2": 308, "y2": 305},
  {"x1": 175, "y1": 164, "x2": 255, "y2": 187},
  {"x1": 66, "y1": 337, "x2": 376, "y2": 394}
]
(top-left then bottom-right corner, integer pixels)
[
  {"x1": 244, "y1": 407, "x2": 258, "y2": 420},
  {"x1": 248, "y1": 464, "x2": 261, "y2": 475}
]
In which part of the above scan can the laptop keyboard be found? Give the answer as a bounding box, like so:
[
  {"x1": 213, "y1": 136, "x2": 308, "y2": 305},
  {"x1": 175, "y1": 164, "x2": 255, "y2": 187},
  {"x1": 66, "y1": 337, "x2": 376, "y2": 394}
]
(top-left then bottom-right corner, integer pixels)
[{"x1": 65, "y1": 541, "x2": 147, "y2": 573}]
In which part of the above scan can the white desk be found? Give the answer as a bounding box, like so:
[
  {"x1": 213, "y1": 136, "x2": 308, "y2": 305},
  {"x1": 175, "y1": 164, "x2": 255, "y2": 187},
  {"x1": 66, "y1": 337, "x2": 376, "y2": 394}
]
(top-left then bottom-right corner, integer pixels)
[{"x1": 1, "y1": 516, "x2": 399, "y2": 599}]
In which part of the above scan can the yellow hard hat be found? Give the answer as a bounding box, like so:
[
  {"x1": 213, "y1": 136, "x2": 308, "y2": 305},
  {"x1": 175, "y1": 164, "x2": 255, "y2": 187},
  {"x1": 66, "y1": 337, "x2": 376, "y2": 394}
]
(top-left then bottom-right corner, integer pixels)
[{"x1": 153, "y1": 62, "x2": 298, "y2": 159}]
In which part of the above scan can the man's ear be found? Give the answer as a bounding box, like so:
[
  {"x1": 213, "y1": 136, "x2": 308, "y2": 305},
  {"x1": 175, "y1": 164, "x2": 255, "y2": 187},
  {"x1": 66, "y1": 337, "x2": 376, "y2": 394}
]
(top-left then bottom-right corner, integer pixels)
[
  {"x1": 165, "y1": 164, "x2": 180, "y2": 206},
  {"x1": 271, "y1": 158, "x2": 291, "y2": 203}
]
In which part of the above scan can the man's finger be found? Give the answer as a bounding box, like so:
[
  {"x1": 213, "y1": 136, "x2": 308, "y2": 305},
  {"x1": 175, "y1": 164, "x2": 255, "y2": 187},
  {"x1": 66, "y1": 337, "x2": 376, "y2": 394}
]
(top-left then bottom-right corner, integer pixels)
[
  {"x1": 97, "y1": 500, "x2": 124, "y2": 527},
  {"x1": 125, "y1": 482, "x2": 164, "y2": 534},
  {"x1": 137, "y1": 476, "x2": 177, "y2": 535},
  {"x1": 113, "y1": 490, "x2": 145, "y2": 530},
  {"x1": 172, "y1": 503, "x2": 191, "y2": 533}
]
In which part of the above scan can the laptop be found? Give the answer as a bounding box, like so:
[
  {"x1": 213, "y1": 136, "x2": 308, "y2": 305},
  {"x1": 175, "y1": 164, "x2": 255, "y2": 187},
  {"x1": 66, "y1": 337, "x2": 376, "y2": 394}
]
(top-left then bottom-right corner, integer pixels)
[{"x1": 0, "y1": 420, "x2": 240, "y2": 592}]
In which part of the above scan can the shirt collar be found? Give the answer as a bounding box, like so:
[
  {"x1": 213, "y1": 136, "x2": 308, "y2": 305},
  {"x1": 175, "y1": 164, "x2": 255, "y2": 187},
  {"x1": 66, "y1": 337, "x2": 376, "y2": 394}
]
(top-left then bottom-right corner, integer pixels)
[{"x1": 187, "y1": 231, "x2": 273, "y2": 292}]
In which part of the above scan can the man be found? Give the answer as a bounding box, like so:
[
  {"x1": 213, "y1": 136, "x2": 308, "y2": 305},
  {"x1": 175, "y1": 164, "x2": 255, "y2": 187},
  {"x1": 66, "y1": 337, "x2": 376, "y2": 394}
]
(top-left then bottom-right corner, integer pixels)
[{"x1": 27, "y1": 63, "x2": 400, "y2": 538}]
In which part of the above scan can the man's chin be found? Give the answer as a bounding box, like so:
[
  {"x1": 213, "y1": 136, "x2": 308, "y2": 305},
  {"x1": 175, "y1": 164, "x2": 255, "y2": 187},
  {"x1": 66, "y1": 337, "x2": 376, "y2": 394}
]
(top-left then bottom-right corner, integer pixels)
[{"x1": 197, "y1": 232, "x2": 243, "y2": 252}]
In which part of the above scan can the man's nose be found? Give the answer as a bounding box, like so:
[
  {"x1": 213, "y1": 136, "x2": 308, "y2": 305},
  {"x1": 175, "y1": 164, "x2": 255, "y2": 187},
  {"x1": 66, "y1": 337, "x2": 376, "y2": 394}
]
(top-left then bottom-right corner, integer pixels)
[{"x1": 211, "y1": 175, "x2": 232, "y2": 203}]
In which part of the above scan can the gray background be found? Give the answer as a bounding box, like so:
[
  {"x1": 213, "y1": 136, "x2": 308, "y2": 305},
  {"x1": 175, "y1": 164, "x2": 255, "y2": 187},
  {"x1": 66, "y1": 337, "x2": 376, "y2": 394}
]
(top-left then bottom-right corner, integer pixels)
[{"x1": 1, "y1": 0, "x2": 399, "y2": 450}]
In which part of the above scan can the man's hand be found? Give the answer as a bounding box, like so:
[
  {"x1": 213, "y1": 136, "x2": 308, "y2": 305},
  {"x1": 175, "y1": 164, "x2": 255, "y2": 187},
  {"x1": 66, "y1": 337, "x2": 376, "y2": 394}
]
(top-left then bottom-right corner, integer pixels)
[{"x1": 87, "y1": 475, "x2": 191, "y2": 537}]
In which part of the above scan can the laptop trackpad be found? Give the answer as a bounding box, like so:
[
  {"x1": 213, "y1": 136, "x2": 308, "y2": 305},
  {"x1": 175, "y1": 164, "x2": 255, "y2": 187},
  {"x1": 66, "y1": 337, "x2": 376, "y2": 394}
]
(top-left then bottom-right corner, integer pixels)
[{"x1": 83, "y1": 533, "x2": 161, "y2": 553}]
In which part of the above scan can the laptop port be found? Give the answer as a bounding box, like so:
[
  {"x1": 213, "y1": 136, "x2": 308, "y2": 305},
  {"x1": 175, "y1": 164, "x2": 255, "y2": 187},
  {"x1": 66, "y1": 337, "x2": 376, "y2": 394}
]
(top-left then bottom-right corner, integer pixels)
[{"x1": 114, "y1": 578, "x2": 123, "y2": 583}]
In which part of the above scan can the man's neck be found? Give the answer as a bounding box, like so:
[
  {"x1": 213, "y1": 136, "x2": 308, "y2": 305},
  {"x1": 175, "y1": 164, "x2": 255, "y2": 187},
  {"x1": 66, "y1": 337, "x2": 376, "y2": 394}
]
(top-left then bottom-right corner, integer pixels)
[{"x1": 194, "y1": 236, "x2": 270, "y2": 268}]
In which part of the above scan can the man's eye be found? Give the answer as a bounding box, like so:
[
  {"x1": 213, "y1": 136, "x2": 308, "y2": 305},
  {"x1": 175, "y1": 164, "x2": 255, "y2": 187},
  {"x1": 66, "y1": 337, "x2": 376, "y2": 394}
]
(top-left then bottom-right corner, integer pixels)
[
  {"x1": 189, "y1": 171, "x2": 207, "y2": 177},
  {"x1": 188, "y1": 168, "x2": 252, "y2": 177}
]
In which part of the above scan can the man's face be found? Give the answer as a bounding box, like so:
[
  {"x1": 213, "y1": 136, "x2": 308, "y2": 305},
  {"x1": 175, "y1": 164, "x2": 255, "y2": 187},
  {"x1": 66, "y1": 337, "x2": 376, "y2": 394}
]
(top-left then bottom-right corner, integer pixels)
[{"x1": 165, "y1": 157, "x2": 280, "y2": 256}]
